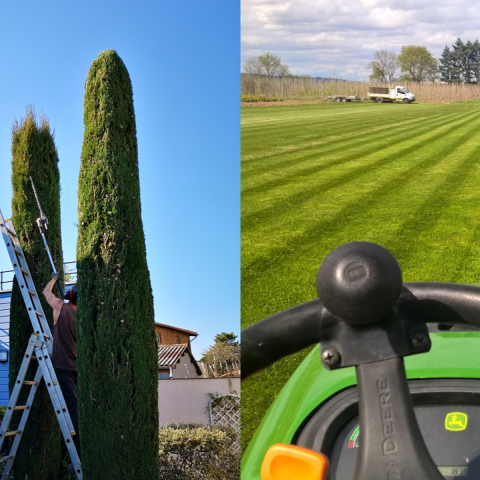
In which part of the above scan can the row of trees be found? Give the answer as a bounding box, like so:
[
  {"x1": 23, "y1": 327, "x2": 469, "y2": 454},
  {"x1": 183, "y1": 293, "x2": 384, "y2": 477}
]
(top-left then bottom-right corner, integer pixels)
[
  {"x1": 245, "y1": 40, "x2": 480, "y2": 85},
  {"x1": 244, "y1": 47, "x2": 439, "y2": 83},
  {"x1": 439, "y1": 38, "x2": 480, "y2": 84},
  {"x1": 370, "y1": 40, "x2": 480, "y2": 84},
  {"x1": 369, "y1": 46, "x2": 438, "y2": 83}
]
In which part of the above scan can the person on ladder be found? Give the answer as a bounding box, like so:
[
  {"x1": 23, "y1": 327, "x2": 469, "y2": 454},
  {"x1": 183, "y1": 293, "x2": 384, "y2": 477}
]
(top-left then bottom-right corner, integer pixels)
[{"x1": 43, "y1": 275, "x2": 81, "y2": 473}]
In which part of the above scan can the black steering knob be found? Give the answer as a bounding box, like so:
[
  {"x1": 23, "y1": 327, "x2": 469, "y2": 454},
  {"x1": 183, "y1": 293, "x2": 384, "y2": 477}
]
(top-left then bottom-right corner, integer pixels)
[{"x1": 316, "y1": 242, "x2": 402, "y2": 325}]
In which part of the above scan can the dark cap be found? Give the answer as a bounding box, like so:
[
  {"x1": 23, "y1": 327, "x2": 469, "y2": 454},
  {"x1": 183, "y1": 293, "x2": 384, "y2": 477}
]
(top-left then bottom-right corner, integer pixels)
[{"x1": 64, "y1": 284, "x2": 77, "y2": 305}]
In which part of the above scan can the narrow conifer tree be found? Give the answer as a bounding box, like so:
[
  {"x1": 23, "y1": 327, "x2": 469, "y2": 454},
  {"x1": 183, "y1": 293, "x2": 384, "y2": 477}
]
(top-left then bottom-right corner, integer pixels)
[
  {"x1": 9, "y1": 107, "x2": 63, "y2": 479},
  {"x1": 76, "y1": 50, "x2": 159, "y2": 479}
]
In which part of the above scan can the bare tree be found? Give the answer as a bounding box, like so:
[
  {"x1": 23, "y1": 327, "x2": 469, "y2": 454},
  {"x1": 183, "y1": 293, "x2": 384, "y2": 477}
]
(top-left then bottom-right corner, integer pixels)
[
  {"x1": 243, "y1": 57, "x2": 263, "y2": 75},
  {"x1": 201, "y1": 342, "x2": 240, "y2": 377},
  {"x1": 243, "y1": 52, "x2": 290, "y2": 79},
  {"x1": 369, "y1": 50, "x2": 398, "y2": 82}
]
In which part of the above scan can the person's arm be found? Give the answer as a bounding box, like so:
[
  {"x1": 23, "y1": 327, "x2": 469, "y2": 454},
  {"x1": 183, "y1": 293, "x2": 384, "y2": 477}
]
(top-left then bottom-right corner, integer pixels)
[{"x1": 42, "y1": 276, "x2": 64, "y2": 325}]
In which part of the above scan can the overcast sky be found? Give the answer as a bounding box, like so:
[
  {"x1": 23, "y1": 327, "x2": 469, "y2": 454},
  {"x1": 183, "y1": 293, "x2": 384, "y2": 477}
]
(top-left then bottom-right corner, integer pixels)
[{"x1": 241, "y1": 0, "x2": 480, "y2": 80}]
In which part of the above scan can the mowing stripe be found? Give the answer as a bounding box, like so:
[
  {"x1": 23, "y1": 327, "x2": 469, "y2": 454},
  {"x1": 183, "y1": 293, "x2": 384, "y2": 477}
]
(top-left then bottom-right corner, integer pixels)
[
  {"x1": 241, "y1": 104, "x2": 447, "y2": 164},
  {"x1": 241, "y1": 109, "x2": 468, "y2": 193},
  {"x1": 241, "y1": 109, "x2": 448, "y2": 170},
  {"x1": 242, "y1": 111, "x2": 480, "y2": 279},
  {"x1": 242, "y1": 110, "x2": 480, "y2": 234},
  {"x1": 241, "y1": 109, "x2": 450, "y2": 181}
]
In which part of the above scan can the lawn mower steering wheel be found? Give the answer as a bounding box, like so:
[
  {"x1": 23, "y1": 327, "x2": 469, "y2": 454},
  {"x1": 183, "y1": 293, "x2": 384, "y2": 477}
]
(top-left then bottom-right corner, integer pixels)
[{"x1": 242, "y1": 241, "x2": 480, "y2": 480}]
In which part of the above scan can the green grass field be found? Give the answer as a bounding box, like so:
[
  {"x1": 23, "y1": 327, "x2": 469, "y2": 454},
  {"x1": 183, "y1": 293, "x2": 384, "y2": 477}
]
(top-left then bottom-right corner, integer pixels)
[{"x1": 241, "y1": 100, "x2": 480, "y2": 453}]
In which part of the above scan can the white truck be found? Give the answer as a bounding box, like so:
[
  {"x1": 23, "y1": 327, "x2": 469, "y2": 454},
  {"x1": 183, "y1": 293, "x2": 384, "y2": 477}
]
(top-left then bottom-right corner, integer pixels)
[{"x1": 368, "y1": 86, "x2": 415, "y2": 104}]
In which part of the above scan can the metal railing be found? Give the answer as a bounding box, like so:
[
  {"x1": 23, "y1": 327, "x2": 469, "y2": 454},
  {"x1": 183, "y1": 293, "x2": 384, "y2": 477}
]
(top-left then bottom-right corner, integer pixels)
[
  {"x1": 0, "y1": 261, "x2": 77, "y2": 291},
  {"x1": 0, "y1": 270, "x2": 13, "y2": 291},
  {"x1": 63, "y1": 261, "x2": 77, "y2": 283}
]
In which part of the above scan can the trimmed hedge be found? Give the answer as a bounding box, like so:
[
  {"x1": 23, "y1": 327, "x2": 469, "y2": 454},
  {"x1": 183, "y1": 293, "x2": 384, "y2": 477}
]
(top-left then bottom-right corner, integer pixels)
[
  {"x1": 158, "y1": 423, "x2": 240, "y2": 480},
  {"x1": 9, "y1": 107, "x2": 63, "y2": 479}
]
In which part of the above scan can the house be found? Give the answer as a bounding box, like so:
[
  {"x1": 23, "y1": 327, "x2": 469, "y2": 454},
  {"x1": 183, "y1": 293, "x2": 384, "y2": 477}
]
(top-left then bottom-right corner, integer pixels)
[
  {"x1": 155, "y1": 323, "x2": 203, "y2": 379},
  {"x1": 0, "y1": 288, "x2": 11, "y2": 406},
  {"x1": 154, "y1": 322, "x2": 198, "y2": 348}
]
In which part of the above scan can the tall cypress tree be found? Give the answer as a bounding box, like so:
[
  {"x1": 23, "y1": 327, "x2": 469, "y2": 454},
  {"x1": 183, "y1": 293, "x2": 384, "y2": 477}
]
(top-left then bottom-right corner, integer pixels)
[
  {"x1": 76, "y1": 50, "x2": 159, "y2": 479},
  {"x1": 9, "y1": 107, "x2": 63, "y2": 479}
]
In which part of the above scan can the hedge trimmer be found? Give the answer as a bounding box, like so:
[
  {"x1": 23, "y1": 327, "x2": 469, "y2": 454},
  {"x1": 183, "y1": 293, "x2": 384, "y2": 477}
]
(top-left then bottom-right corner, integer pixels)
[{"x1": 29, "y1": 176, "x2": 64, "y2": 298}]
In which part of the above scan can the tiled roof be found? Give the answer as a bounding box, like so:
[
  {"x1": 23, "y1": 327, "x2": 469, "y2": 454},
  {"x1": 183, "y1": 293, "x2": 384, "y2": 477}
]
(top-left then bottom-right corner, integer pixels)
[
  {"x1": 154, "y1": 322, "x2": 198, "y2": 336},
  {"x1": 158, "y1": 343, "x2": 203, "y2": 376},
  {"x1": 158, "y1": 344, "x2": 188, "y2": 367}
]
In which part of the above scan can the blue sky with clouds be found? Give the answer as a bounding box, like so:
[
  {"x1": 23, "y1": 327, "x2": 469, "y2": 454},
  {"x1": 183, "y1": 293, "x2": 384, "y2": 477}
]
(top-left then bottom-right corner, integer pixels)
[
  {"x1": 242, "y1": 0, "x2": 480, "y2": 80},
  {"x1": 0, "y1": 0, "x2": 239, "y2": 359}
]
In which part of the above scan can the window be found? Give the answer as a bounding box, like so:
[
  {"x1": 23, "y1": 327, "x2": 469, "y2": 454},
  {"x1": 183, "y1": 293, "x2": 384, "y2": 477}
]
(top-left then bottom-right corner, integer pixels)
[
  {"x1": 158, "y1": 370, "x2": 170, "y2": 380},
  {"x1": 157, "y1": 334, "x2": 161, "y2": 344},
  {"x1": 176, "y1": 337, "x2": 180, "y2": 344}
]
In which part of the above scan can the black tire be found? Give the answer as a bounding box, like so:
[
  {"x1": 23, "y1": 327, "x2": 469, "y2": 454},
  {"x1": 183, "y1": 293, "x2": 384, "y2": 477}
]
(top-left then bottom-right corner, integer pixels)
[
  {"x1": 341, "y1": 97, "x2": 347, "y2": 102},
  {"x1": 403, "y1": 98, "x2": 410, "y2": 104},
  {"x1": 376, "y1": 97, "x2": 383, "y2": 103},
  {"x1": 335, "y1": 97, "x2": 341, "y2": 102}
]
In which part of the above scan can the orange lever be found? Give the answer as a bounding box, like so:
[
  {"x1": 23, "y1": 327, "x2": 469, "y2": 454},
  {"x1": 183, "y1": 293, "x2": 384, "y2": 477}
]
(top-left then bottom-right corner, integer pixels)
[{"x1": 261, "y1": 444, "x2": 329, "y2": 480}]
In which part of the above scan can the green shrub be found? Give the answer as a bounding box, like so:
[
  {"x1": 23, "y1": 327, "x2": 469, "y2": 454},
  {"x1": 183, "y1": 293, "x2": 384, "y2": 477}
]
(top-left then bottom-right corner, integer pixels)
[
  {"x1": 241, "y1": 94, "x2": 281, "y2": 102},
  {"x1": 158, "y1": 423, "x2": 240, "y2": 480}
]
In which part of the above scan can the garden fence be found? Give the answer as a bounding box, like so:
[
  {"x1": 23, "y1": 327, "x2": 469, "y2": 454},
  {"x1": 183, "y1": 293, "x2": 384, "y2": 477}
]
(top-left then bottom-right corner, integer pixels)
[{"x1": 208, "y1": 394, "x2": 240, "y2": 455}]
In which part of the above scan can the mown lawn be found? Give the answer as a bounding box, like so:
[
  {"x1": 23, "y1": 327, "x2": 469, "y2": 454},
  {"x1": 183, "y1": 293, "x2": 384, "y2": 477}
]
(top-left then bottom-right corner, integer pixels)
[{"x1": 241, "y1": 100, "x2": 480, "y2": 453}]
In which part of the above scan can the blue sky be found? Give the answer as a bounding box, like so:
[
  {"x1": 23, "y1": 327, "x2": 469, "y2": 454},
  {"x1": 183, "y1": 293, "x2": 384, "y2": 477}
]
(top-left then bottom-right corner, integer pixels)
[{"x1": 0, "y1": 1, "x2": 239, "y2": 359}]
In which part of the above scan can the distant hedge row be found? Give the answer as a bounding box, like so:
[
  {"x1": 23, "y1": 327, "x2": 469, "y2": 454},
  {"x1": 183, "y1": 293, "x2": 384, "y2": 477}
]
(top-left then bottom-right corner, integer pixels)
[{"x1": 241, "y1": 94, "x2": 281, "y2": 102}]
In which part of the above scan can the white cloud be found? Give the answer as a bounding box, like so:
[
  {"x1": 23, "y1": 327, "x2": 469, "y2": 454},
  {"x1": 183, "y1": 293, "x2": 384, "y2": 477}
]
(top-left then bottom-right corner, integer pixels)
[{"x1": 241, "y1": 0, "x2": 480, "y2": 80}]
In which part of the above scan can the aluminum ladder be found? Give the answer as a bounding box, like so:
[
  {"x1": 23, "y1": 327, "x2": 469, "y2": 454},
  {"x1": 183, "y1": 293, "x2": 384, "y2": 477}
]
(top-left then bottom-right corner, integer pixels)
[{"x1": 0, "y1": 210, "x2": 82, "y2": 479}]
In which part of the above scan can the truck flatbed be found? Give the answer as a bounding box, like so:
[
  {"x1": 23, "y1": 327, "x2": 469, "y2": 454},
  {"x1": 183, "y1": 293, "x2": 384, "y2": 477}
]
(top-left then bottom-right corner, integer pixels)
[{"x1": 328, "y1": 95, "x2": 361, "y2": 102}]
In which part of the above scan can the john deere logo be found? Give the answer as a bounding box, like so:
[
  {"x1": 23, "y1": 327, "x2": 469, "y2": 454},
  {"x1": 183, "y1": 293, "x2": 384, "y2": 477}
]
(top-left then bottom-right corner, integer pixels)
[{"x1": 445, "y1": 412, "x2": 468, "y2": 431}]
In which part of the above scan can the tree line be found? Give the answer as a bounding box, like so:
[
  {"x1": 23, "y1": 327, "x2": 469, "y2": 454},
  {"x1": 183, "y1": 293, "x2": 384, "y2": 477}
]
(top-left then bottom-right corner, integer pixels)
[
  {"x1": 369, "y1": 46, "x2": 438, "y2": 83},
  {"x1": 439, "y1": 39, "x2": 480, "y2": 84},
  {"x1": 244, "y1": 38, "x2": 480, "y2": 85}
]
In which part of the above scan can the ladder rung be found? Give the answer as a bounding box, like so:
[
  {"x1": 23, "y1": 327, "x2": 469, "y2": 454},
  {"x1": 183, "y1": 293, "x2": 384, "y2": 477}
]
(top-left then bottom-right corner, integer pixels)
[
  {"x1": 35, "y1": 311, "x2": 43, "y2": 317},
  {"x1": 28, "y1": 289, "x2": 36, "y2": 296},
  {"x1": 4, "y1": 430, "x2": 21, "y2": 437},
  {"x1": 14, "y1": 405, "x2": 30, "y2": 411},
  {"x1": 0, "y1": 455, "x2": 14, "y2": 463},
  {"x1": 43, "y1": 334, "x2": 50, "y2": 340},
  {"x1": 32, "y1": 356, "x2": 37, "y2": 360},
  {"x1": 20, "y1": 268, "x2": 29, "y2": 276},
  {"x1": 13, "y1": 247, "x2": 23, "y2": 256},
  {"x1": 23, "y1": 381, "x2": 37, "y2": 386},
  {"x1": 6, "y1": 227, "x2": 16, "y2": 238}
]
